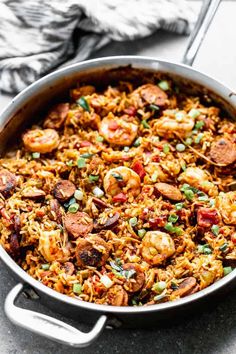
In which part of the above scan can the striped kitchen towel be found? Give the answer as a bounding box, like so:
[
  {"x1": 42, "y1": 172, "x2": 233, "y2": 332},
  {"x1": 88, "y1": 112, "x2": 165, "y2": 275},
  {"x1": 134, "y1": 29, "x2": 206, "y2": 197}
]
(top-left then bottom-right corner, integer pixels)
[{"x1": 0, "y1": 0, "x2": 195, "y2": 94}]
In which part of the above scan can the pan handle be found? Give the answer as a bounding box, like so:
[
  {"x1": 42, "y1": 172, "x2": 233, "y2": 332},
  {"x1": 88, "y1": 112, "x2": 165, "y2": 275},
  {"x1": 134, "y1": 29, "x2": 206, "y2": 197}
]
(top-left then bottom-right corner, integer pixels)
[
  {"x1": 5, "y1": 283, "x2": 107, "y2": 348},
  {"x1": 182, "y1": 0, "x2": 222, "y2": 66}
]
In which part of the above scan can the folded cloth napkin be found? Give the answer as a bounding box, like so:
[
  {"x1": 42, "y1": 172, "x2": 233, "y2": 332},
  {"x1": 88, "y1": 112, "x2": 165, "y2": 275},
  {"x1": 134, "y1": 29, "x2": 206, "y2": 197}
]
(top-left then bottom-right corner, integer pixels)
[{"x1": 0, "y1": 0, "x2": 196, "y2": 94}]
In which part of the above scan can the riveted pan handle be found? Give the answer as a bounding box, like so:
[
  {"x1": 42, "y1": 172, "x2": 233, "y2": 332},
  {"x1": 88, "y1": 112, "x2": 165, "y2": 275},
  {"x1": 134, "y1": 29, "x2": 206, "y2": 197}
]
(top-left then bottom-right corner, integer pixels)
[
  {"x1": 182, "y1": 0, "x2": 222, "y2": 66},
  {"x1": 5, "y1": 283, "x2": 107, "y2": 348}
]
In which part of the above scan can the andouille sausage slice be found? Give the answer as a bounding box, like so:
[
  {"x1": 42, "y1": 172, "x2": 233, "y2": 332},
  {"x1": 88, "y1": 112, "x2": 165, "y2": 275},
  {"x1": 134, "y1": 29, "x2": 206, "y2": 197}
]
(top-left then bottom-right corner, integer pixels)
[
  {"x1": 93, "y1": 212, "x2": 120, "y2": 232},
  {"x1": 62, "y1": 262, "x2": 75, "y2": 275},
  {"x1": 76, "y1": 235, "x2": 110, "y2": 267},
  {"x1": 209, "y1": 138, "x2": 236, "y2": 165},
  {"x1": 0, "y1": 169, "x2": 17, "y2": 196},
  {"x1": 53, "y1": 180, "x2": 76, "y2": 202},
  {"x1": 155, "y1": 182, "x2": 182, "y2": 201},
  {"x1": 65, "y1": 211, "x2": 93, "y2": 238},
  {"x1": 123, "y1": 263, "x2": 145, "y2": 293},
  {"x1": 106, "y1": 285, "x2": 128, "y2": 306},
  {"x1": 43, "y1": 103, "x2": 69, "y2": 129},
  {"x1": 171, "y1": 277, "x2": 198, "y2": 298},
  {"x1": 140, "y1": 84, "x2": 168, "y2": 107}
]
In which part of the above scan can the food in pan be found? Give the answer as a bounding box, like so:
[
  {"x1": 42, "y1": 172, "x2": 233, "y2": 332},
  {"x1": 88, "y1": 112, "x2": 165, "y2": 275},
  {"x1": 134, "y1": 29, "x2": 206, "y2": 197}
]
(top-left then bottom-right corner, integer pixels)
[{"x1": 0, "y1": 76, "x2": 236, "y2": 306}]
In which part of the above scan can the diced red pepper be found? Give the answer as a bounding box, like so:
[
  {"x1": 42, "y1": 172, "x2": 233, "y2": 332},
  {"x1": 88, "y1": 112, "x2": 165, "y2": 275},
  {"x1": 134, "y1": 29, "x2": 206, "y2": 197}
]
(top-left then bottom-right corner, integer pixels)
[
  {"x1": 197, "y1": 208, "x2": 220, "y2": 228},
  {"x1": 113, "y1": 193, "x2": 127, "y2": 203},
  {"x1": 152, "y1": 154, "x2": 160, "y2": 162},
  {"x1": 231, "y1": 233, "x2": 236, "y2": 244},
  {"x1": 80, "y1": 141, "x2": 92, "y2": 147},
  {"x1": 149, "y1": 215, "x2": 167, "y2": 228},
  {"x1": 124, "y1": 106, "x2": 137, "y2": 117},
  {"x1": 131, "y1": 160, "x2": 146, "y2": 180},
  {"x1": 108, "y1": 121, "x2": 119, "y2": 131}
]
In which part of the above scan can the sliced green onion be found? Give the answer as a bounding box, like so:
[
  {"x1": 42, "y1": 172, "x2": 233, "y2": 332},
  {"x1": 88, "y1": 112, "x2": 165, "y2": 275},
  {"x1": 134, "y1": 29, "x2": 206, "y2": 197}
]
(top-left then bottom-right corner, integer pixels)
[
  {"x1": 168, "y1": 214, "x2": 179, "y2": 223},
  {"x1": 198, "y1": 195, "x2": 208, "y2": 201},
  {"x1": 100, "y1": 275, "x2": 113, "y2": 288},
  {"x1": 96, "y1": 135, "x2": 104, "y2": 142},
  {"x1": 175, "y1": 111, "x2": 185, "y2": 122},
  {"x1": 197, "y1": 244, "x2": 212, "y2": 254},
  {"x1": 77, "y1": 158, "x2": 86, "y2": 168},
  {"x1": 180, "y1": 161, "x2": 186, "y2": 171},
  {"x1": 129, "y1": 217, "x2": 138, "y2": 227},
  {"x1": 66, "y1": 160, "x2": 73, "y2": 167},
  {"x1": 209, "y1": 199, "x2": 215, "y2": 207},
  {"x1": 171, "y1": 281, "x2": 179, "y2": 290},
  {"x1": 195, "y1": 120, "x2": 205, "y2": 130},
  {"x1": 219, "y1": 243, "x2": 228, "y2": 252},
  {"x1": 151, "y1": 171, "x2": 159, "y2": 183},
  {"x1": 188, "y1": 108, "x2": 200, "y2": 119},
  {"x1": 184, "y1": 189, "x2": 195, "y2": 201},
  {"x1": 68, "y1": 203, "x2": 80, "y2": 213},
  {"x1": 185, "y1": 137, "x2": 193, "y2": 146},
  {"x1": 138, "y1": 229, "x2": 146, "y2": 238},
  {"x1": 173, "y1": 227, "x2": 183, "y2": 236},
  {"x1": 194, "y1": 133, "x2": 204, "y2": 144},
  {"x1": 73, "y1": 283, "x2": 82, "y2": 294},
  {"x1": 176, "y1": 143, "x2": 186, "y2": 152},
  {"x1": 154, "y1": 294, "x2": 167, "y2": 302},
  {"x1": 124, "y1": 146, "x2": 130, "y2": 152},
  {"x1": 111, "y1": 172, "x2": 123, "y2": 181},
  {"x1": 77, "y1": 96, "x2": 90, "y2": 112},
  {"x1": 64, "y1": 197, "x2": 76, "y2": 208},
  {"x1": 93, "y1": 186, "x2": 104, "y2": 198},
  {"x1": 141, "y1": 120, "x2": 150, "y2": 129},
  {"x1": 42, "y1": 264, "x2": 50, "y2": 270},
  {"x1": 152, "y1": 281, "x2": 167, "y2": 294},
  {"x1": 32, "y1": 152, "x2": 40, "y2": 159},
  {"x1": 74, "y1": 189, "x2": 83, "y2": 201},
  {"x1": 175, "y1": 202, "x2": 184, "y2": 210},
  {"x1": 158, "y1": 80, "x2": 169, "y2": 91},
  {"x1": 163, "y1": 144, "x2": 170, "y2": 154},
  {"x1": 211, "y1": 224, "x2": 219, "y2": 236},
  {"x1": 80, "y1": 153, "x2": 94, "y2": 159},
  {"x1": 223, "y1": 266, "x2": 233, "y2": 276},
  {"x1": 150, "y1": 104, "x2": 160, "y2": 111},
  {"x1": 164, "y1": 222, "x2": 174, "y2": 232},
  {"x1": 133, "y1": 137, "x2": 141, "y2": 147},
  {"x1": 89, "y1": 174, "x2": 99, "y2": 182}
]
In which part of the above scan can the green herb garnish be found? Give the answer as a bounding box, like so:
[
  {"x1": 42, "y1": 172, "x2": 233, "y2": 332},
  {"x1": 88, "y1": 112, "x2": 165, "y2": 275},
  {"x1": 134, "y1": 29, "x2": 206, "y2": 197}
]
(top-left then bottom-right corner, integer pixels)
[{"x1": 77, "y1": 96, "x2": 90, "y2": 112}]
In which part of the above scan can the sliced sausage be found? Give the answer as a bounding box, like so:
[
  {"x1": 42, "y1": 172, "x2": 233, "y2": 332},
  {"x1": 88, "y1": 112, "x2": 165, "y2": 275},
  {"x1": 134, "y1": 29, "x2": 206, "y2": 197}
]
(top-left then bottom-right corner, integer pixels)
[
  {"x1": 92, "y1": 197, "x2": 109, "y2": 209},
  {"x1": 53, "y1": 180, "x2": 76, "y2": 202},
  {"x1": 9, "y1": 233, "x2": 20, "y2": 259},
  {"x1": 76, "y1": 235, "x2": 110, "y2": 267},
  {"x1": 123, "y1": 263, "x2": 145, "y2": 293},
  {"x1": 43, "y1": 103, "x2": 69, "y2": 129},
  {"x1": 155, "y1": 183, "x2": 182, "y2": 201},
  {"x1": 21, "y1": 187, "x2": 46, "y2": 199},
  {"x1": 197, "y1": 207, "x2": 220, "y2": 228},
  {"x1": 106, "y1": 285, "x2": 128, "y2": 306},
  {"x1": 0, "y1": 169, "x2": 16, "y2": 196},
  {"x1": 140, "y1": 84, "x2": 168, "y2": 107},
  {"x1": 65, "y1": 211, "x2": 93, "y2": 239},
  {"x1": 172, "y1": 277, "x2": 198, "y2": 298},
  {"x1": 49, "y1": 199, "x2": 62, "y2": 223},
  {"x1": 93, "y1": 212, "x2": 120, "y2": 232},
  {"x1": 62, "y1": 262, "x2": 75, "y2": 275},
  {"x1": 209, "y1": 138, "x2": 236, "y2": 165}
]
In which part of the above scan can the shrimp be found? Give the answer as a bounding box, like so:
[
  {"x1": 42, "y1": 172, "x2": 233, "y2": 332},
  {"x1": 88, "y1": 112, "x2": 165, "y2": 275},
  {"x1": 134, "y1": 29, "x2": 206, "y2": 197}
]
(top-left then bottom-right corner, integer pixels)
[
  {"x1": 141, "y1": 231, "x2": 176, "y2": 266},
  {"x1": 23, "y1": 128, "x2": 59, "y2": 153},
  {"x1": 38, "y1": 230, "x2": 69, "y2": 262},
  {"x1": 179, "y1": 167, "x2": 218, "y2": 196},
  {"x1": 215, "y1": 192, "x2": 236, "y2": 224},
  {"x1": 103, "y1": 166, "x2": 141, "y2": 197},
  {"x1": 99, "y1": 113, "x2": 138, "y2": 146},
  {"x1": 153, "y1": 116, "x2": 194, "y2": 139}
]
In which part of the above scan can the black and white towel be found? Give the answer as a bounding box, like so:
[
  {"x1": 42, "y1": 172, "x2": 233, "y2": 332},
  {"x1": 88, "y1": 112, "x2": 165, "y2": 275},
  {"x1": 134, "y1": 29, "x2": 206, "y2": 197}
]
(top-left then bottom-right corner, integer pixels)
[{"x1": 0, "y1": 0, "x2": 196, "y2": 94}]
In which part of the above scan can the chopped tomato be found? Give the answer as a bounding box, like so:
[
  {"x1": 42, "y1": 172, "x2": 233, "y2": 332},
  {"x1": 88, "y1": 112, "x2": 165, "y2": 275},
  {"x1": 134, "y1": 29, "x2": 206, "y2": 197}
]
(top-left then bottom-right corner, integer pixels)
[
  {"x1": 113, "y1": 193, "x2": 127, "y2": 203},
  {"x1": 124, "y1": 106, "x2": 137, "y2": 117},
  {"x1": 152, "y1": 154, "x2": 160, "y2": 162},
  {"x1": 108, "y1": 121, "x2": 119, "y2": 131},
  {"x1": 197, "y1": 208, "x2": 220, "y2": 228},
  {"x1": 231, "y1": 233, "x2": 236, "y2": 244},
  {"x1": 131, "y1": 160, "x2": 146, "y2": 180},
  {"x1": 80, "y1": 141, "x2": 92, "y2": 147}
]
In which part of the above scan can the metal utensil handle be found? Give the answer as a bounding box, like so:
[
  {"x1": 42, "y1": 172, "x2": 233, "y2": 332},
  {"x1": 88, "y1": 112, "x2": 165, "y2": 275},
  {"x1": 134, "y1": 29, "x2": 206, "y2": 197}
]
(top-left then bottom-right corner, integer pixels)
[
  {"x1": 182, "y1": 0, "x2": 222, "y2": 66},
  {"x1": 5, "y1": 283, "x2": 107, "y2": 348}
]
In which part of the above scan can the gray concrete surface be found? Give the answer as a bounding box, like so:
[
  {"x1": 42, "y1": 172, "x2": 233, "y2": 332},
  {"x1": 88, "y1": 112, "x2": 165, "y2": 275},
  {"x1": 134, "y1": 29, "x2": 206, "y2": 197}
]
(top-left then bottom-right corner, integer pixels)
[{"x1": 0, "y1": 1, "x2": 236, "y2": 353}]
